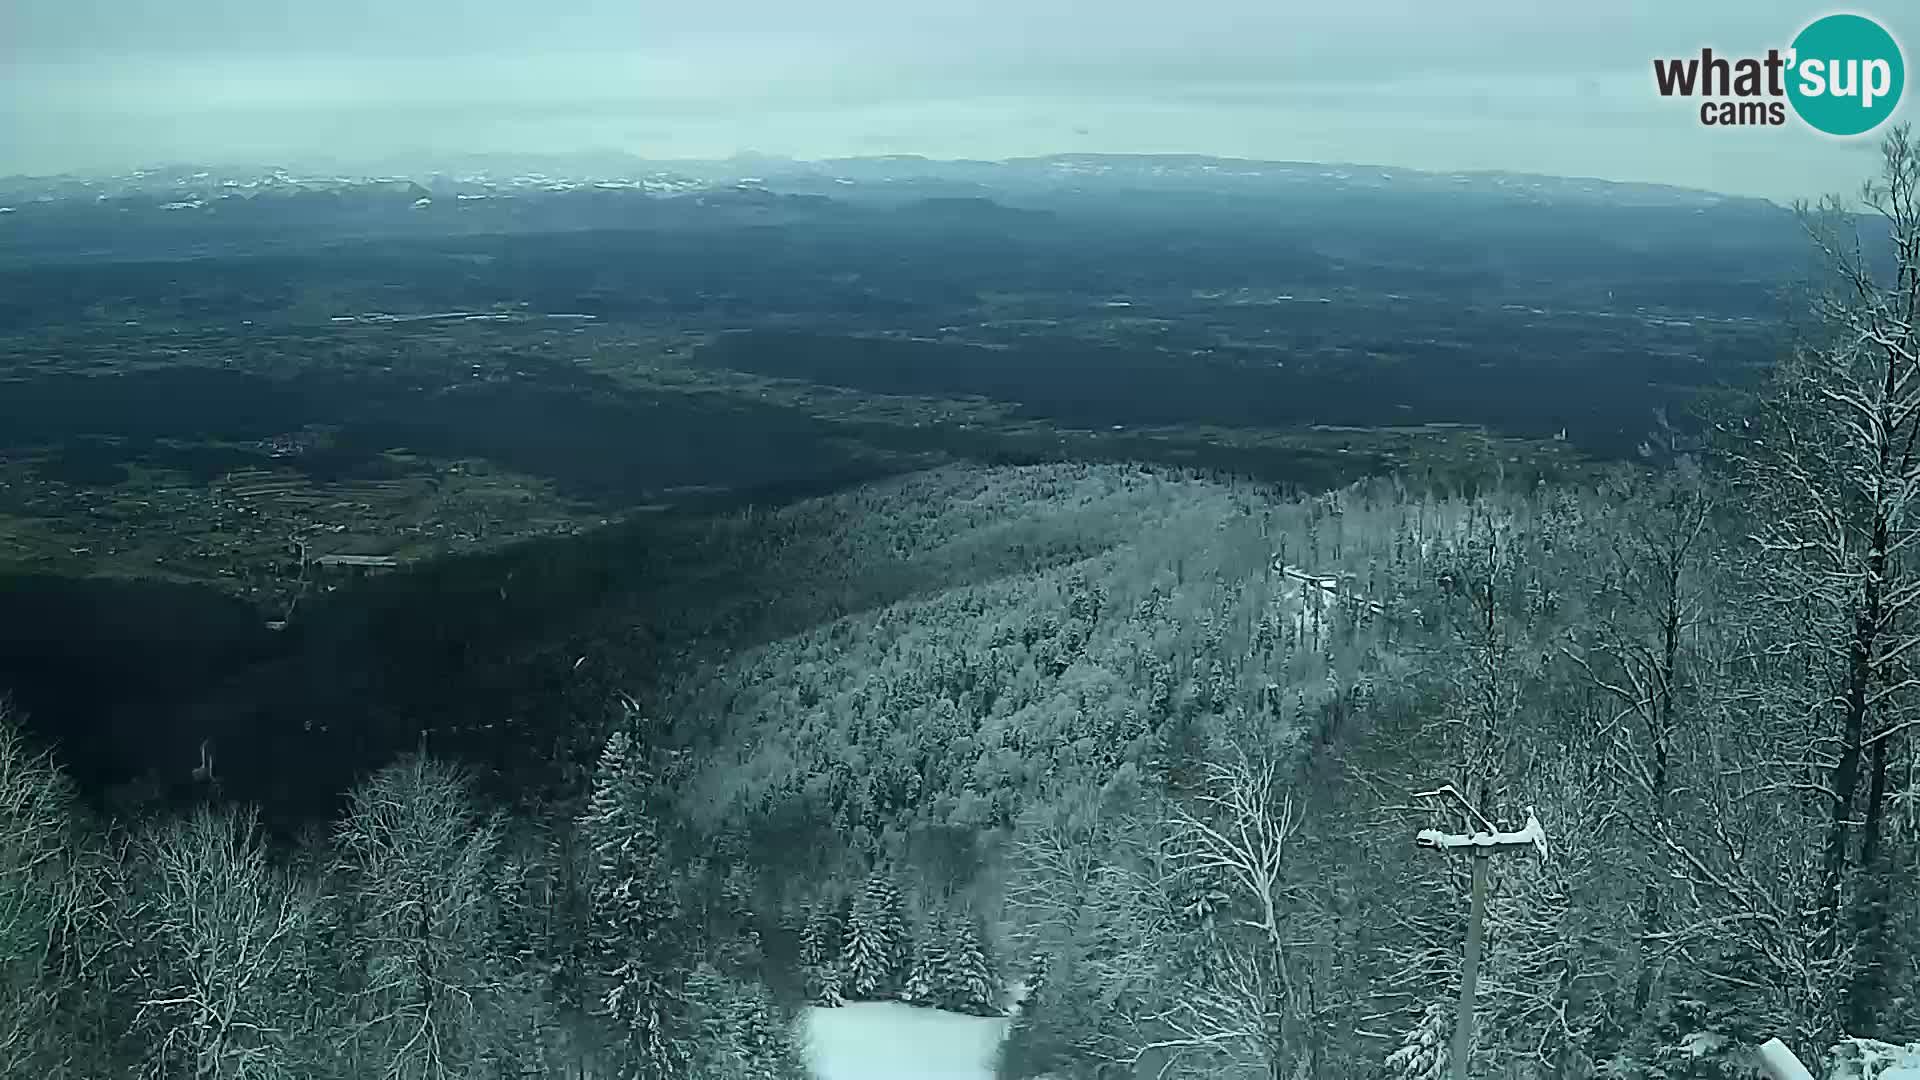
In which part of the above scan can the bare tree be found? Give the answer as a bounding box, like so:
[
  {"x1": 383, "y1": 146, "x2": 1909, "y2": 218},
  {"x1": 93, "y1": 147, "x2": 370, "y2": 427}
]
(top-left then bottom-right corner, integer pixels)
[
  {"x1": 1641, "y1": 694, "x2": 1832, "y2": 1054},
  {"x1": 1004, "y1": 791, "x2": 1127, "y2": 963},
  {"x1": 0, "y1": 703, "x2": 85, "y2": 1077},
  {"x1": 1430, "y1": 504, "x2": 1531, "y2": 822},
  {"x1": 1723, "y1": 123, "x2": 1920, "y2": 1037},
  {"x1": 332, "y1": 754, "x2": 511, "y2": 1080},
  {"x1": 1563, "y1": 463, "x2": 1720, "y2": 1027},
  {"x1": 1000, "y1": 784, "x2": 1176, "y2": 1079},
  {"x1": 126, "y1": 806, "x2": 317, "y2": 1080},
  {"x1": 1102, "y1": 747, "x2": 1334, "y2": 1080}
]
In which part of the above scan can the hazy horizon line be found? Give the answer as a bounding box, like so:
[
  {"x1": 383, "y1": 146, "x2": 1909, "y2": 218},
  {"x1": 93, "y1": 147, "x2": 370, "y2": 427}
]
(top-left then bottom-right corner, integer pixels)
[{"x1": 2, "y1": 148, "x2": 1788, "y2": 205}]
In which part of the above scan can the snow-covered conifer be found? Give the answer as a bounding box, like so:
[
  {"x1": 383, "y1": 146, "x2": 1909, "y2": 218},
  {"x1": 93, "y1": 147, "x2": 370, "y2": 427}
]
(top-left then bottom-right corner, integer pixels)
[
  {"x1": 807, "y1": 960, "x2": 846, "y2": 1008},
  {"x1": 1384, "y1": 1002, "x2": 1448, "y2": 1080},
  {"x1": 800, "y1": 899, "x2": 847, "y2": 1006},
  {"x1": 939, "y1": 916, "x2": 1002, "y2": 1016},
  {"x1": 580, "y1": 730, "x2": 694, "y2": 1079},
  {"x1": 799, "y1": 900, "x2": 838, "y2": 968},
  {"x1": 687, "y1": 963, "x2": 808, "y2": 1080},
  {"x1": 842, "y1": 870, "x2": 908, "y2": 1000},
  {"x1": 902, "y1": 918, "x2": 948, "y2": 1007}
]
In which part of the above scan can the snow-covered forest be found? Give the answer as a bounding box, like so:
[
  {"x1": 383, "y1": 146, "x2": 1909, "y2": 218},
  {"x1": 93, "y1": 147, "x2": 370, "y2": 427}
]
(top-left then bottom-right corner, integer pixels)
[{"x1": 3, "y1": 131, "x2": 1920, "y2": 1080}]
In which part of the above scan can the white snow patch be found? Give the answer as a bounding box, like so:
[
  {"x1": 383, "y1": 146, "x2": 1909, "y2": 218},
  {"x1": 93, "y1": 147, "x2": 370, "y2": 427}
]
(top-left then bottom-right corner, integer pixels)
[
  {"x1": 1827, "y1": 1039, "x2": 1920, "y2": 1080},
  {"x1": 804, "y1": 1002, "x2": 1011, "y2": 1080},
  {"x1": 1682, "y1": 1031, "x2": 1728, "y2": 1058}
]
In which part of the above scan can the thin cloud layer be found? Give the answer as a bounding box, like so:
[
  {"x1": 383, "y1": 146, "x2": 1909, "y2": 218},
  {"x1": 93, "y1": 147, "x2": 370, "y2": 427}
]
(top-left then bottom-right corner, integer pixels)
[{"x1": 2, "y1": 0, "x2": 1911, "y2": 200}]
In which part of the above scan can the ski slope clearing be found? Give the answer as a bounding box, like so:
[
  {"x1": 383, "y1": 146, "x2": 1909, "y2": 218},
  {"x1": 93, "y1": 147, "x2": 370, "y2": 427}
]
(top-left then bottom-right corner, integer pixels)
[{"x1": 804, "y1": 1001, "x2": 1011, "y2": 1080}]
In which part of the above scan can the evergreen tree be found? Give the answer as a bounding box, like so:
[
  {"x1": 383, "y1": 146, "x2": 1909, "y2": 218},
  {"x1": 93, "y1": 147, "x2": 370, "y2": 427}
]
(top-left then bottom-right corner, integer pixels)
[
  {"x1": 993, "y1": 944, "x2": 1123, "y2": 1080},
  {"x1": 580, "y1": 730, "x2": 694, "y2": 1080},
  {"x1": 1628, "y1": 945, "x2": 1777, "y2": 1080},
  {"x1": 716, "y1": 862, "x2": 763, "y2": 973},
  {"x1": 806, "y1": 959, "x2": 846, "y2": 1008},
  {"x1": 1383, "y1": 1002, "x2": 1448, "y2": 1080},
  {"x1": 842, "y1": 870, "x2": 909, "y2": 1000},
  {"x1": 939, "y1": 916, "x2": 1003, "y2": 1016},
  {"x1": 800, "y1": 900, "x2": 846, "y2": 1006},
  {"x1": 686, "y1": 963, "x2": 809, "y2": 1080},
  {"x1": 842, "y1": 886, "x2": 884, "y2": 1000},
  {"x1": 799, "y1": 901, "x2": 838, "y2": 968},
  {"x1": 995, "y1": 989, "x2": 1050, "y2": 1080},
  {"x1": 902, "y1": 918, "x2": 948, "y2": 1007},
  {"x1": 490, "y1": 821, "x2": 579, "y2": 1078}
]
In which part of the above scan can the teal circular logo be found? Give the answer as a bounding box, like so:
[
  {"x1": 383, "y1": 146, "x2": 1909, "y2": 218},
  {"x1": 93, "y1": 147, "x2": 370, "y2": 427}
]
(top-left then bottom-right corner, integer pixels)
[{"x1": 1786, "y1": 14, "x2": 1905, "y2": 136}]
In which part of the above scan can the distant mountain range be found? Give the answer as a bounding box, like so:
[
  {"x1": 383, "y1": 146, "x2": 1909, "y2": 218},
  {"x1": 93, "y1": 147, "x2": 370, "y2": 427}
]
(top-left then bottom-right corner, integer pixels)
[
  {"x1": 0, "y1": 150, "x2": 1805, "y2": 271},
  {"x1": 0, "y1": 152, "x2": 1772, "y2": 213}
]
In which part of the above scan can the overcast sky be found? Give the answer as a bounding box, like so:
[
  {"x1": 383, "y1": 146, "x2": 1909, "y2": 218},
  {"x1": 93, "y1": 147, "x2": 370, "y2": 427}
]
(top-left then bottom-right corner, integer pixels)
[{"x1": 2, "y1": 1, "x2": 1911, "y2": 201}]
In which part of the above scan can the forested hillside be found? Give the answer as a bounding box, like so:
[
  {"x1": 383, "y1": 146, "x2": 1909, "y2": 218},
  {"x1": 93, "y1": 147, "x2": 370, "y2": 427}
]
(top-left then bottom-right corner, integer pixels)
[{"x1": 5, "y1": 447, "x2": 1918, "y2": 1078}]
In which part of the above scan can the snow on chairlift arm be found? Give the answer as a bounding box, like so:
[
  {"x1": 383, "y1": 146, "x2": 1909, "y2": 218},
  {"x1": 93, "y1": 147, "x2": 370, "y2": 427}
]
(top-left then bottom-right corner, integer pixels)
[{"x1": 1414, "y1": 809, "x2": 1549, "y2": 859}]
